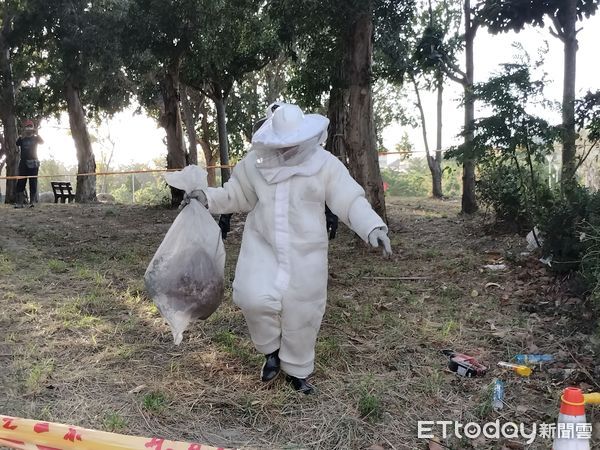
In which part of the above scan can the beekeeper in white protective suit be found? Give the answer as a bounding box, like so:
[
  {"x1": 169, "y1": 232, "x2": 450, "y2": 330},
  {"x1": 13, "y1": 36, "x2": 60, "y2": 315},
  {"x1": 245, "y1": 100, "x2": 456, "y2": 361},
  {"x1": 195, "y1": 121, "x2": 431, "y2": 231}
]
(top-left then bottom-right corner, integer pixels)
[{"x1": 193, "y1": 103, "x2": 391, "y2": 394}]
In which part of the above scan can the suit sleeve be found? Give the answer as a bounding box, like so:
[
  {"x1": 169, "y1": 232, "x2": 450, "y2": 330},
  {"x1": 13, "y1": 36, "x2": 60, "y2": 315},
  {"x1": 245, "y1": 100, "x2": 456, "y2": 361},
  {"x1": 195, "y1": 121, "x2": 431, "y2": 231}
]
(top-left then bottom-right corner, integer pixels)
[
  {"x1": 205, "y1": 157, "x2": 258, "y2": 214},
  {"x1": 324, "y1": 156, "x2": 387, "y2": 242}
]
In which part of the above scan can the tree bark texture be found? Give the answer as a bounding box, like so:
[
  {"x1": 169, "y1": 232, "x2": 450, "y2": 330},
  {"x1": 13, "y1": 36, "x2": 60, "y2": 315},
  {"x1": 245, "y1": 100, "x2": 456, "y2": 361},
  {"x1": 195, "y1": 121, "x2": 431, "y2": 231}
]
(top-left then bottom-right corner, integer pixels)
[
  {"x1": 214, "y1": 95, "x2": 230, "y2": 185},
  {"x1": 461, "y1": 0, "x2": 478, "y2": 214},
  {"x1": 0, "y1": 22, "x2": 19, "y2": 204},
  {"x1": 160, "y1": 62, "x2": 186, "y2": 206},
  {"x1": 412, "y1": 75, "x2": 444, "y2": 199},
  {"x1": 199, "y1": 100, "x2": 217, "y2": 187},
  {"x1": 65, "y1": 81, "x2": 96, "y2": 203},
  {"x1": 326, "y1": 86, "x2": 349, "y2": 163},
  {"x1": 345, "y1": 7, "x2": 387, "y2": 222},
  {"x1": 181, "y1": 86, "x2": 198, "y2": 166},
  {"x1": 561, "y1": 0, "x2": 578, "y2": 185},
  {"x1": 432, "y1": 73, "x2": 444, "y2": 198}
]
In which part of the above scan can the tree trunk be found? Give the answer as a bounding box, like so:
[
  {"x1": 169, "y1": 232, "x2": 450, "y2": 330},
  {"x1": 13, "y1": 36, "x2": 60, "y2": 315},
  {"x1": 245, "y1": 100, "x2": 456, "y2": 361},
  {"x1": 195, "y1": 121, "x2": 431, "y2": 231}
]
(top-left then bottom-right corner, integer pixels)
[
  {"x1": 160, "y1": 61, "x2": 186, "y2": 206},
  {"x1": 432, "y1": 73, "x2": 444, "y2": 199},
  {"x1": 561, "y1": 0, "x2": 578, "y2": 185},
  {"x1": 325, "y1": 86, "x2": 349, "y2": 163},
  {"x1": 214, "y1": 94, "x2": 230, "y2": 185},
  {"x1": 65, "y1": 81, "x2": 96, "y2": 203},
  {"x1": 199, "y1": 101, "x2": 217, "y2": 187},
  {"x1": 0, "y1": 23, "x2": 19, "y2": 204},
  {"x1": 264, "y1": 56, "x2": 287, "y2": 105},
  {"x1": 345, "y1": 6, "x2": 387, "y2": 222},
  {"x1": 412, "y1": 75, "x2": 443, "y2": 199},
  {"x1": 181, "y1": 85, "x2": 198, "y2": 166},
  {"x1": 461, "y1": 0, "x2": 478, "y2": 214}
]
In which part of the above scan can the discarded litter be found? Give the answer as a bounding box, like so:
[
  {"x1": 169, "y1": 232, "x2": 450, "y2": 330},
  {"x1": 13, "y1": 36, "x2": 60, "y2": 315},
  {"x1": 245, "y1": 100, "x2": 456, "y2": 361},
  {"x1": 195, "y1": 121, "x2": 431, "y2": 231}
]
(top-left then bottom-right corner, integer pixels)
[
  {"x1": 483, "y1": 264, "x2": 507, "y2": 271},
  {"x1": 539, "y1": 256, "x2": 552, "y2": 266},
  {"x1": 498, "y1": 361, "x2": 532, "y2": 377},
  {"x1": 526, "y1": 227, "x2": 543, "y2": 251},
  {"x1": 514, "y1": 354, "x2": 554, "y2": 365},
  {"x1": 442, "y1": 350, "x2": 487, "y2": 378},
  {"x1": 492, "y1": 379, "x2": 505, "y2": 411}
]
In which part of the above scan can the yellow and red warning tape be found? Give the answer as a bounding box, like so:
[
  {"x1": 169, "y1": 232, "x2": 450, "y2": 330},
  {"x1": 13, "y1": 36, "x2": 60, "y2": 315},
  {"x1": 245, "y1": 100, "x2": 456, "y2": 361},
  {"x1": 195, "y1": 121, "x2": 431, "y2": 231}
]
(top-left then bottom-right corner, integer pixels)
[
  {"x1": 0, "y1": 415, "x2": 236, "y2": 450},
  {"x1": 0, "y1": 166, "x2": 235, "y2": 181}
]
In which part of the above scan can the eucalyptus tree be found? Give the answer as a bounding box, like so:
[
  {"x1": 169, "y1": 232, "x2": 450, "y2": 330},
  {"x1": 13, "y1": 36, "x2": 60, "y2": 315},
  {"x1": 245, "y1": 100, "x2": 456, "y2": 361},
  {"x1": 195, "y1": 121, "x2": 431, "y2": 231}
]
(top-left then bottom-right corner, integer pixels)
[
  {"x1": 124, "y1": 0, "x2": 204, "y2": 204},
  {"x1": 476, "y1": 0, "x2": 600, "y2": 186},
  {"x1": 270, "y1": 0, "x2": 415, "y2": 221},
  {"x1": 181, "y1": 0, "x2": 280, "y2": 184},
  {"x1": 0, "y1": 0, "x2": 28, "y2": 202},
  {"x1": 16, "y1": 0, "x2": 130, "y2": 202}
]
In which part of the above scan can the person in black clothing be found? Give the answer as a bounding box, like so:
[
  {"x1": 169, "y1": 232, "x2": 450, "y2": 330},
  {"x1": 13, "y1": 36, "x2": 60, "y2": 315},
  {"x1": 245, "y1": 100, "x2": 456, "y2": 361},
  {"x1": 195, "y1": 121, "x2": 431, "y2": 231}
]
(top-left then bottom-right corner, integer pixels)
[{"x1": 15, "y1": 119, "x2": 43, "y2": 208}]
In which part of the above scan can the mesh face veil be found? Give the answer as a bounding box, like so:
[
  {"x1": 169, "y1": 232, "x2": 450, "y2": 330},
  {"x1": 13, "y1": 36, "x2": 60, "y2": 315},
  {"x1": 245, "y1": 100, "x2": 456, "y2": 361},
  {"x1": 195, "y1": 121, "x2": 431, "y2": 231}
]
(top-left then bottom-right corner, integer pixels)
[{"x1": 254, "y1": 130, "x2": 328, "y2": 170}]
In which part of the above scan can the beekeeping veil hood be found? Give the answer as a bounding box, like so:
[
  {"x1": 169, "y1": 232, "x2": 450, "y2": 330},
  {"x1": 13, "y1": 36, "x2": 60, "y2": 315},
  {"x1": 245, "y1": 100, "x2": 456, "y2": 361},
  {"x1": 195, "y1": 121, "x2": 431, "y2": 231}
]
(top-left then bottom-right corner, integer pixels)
[{"x1": 252, "y1": 103, "x2": 329, "y2": 184}]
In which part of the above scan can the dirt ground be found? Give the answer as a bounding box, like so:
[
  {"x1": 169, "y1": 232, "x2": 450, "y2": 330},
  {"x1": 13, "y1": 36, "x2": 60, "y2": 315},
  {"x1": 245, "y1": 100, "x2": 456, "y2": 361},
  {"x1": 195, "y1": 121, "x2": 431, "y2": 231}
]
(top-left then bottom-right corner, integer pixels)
[{"x1": 0, "y1": 197, "x2": 598, "y2": 450}]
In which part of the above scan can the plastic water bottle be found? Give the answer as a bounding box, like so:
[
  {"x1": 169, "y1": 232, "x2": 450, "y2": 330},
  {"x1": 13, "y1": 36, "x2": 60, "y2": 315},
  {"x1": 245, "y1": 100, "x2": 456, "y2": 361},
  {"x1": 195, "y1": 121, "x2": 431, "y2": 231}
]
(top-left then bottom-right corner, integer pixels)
[
  {"x1": 492, "y1": 379, "x2": 504, "y2": 411},
  {"x1": 514, "y1": 354, "x2": 553, "y2": 364}
]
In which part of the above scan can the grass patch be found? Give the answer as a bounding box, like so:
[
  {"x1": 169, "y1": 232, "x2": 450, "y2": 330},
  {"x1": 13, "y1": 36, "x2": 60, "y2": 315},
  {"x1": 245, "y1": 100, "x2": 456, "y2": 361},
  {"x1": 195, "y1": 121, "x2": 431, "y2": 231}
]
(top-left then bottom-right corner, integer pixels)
[
  {"x1": 142, "y1": 392, "x2": 167, "y2": 413},
  {"x1": 103, "y1": 411, "x2": 127, "y2": 432},
  {"x1": 0, "y1": 254, "x2": 15, "y2": 273},
  {"x1": 213, "y1": 330, "x2": 261, "y2": 365},
  {"x1": 356, "y1": 379, "x2": 384, "y2": 422},
  {"x1": 47, "y1": 259, "x2": 69, "y2": 273},
  {"x1": 26, "y1": 359, "x2": 54, "y2": 392}
]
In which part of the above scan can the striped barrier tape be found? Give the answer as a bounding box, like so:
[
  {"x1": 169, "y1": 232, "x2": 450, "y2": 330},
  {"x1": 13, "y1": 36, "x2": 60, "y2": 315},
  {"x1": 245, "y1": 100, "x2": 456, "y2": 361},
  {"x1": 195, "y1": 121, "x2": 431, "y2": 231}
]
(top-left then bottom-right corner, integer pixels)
[
  {"x1": 0, "y1": 415, "x2": 236, "y2": 450},
  {"x1": 0, "y1": 166, "x2": 235, "y2": 181}
]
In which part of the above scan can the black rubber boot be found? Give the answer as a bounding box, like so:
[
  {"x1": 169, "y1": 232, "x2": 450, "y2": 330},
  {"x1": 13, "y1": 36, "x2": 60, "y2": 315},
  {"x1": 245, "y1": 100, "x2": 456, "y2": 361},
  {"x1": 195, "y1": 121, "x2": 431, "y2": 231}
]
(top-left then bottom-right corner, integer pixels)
[
  {"x1": 261, "y1": 350, "x2": 280, "y2": 382},
  {"x1": 14, "y1": 192, "x2": 25, "y2": 209},
  {"x1": 286, "y1": 375, "x2": 315, "y2": 395}
]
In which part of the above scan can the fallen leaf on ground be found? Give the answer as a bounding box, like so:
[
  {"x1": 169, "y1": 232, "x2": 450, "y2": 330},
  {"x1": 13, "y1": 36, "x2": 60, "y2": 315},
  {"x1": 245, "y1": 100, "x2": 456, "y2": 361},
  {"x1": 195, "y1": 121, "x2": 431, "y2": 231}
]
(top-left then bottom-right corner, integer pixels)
[
  {"x1": 428, "y1": 439, "x2": 444, "y2": 450},
  {"x1": 128, "y1": 384, "x2": 147, "y2": 394}
]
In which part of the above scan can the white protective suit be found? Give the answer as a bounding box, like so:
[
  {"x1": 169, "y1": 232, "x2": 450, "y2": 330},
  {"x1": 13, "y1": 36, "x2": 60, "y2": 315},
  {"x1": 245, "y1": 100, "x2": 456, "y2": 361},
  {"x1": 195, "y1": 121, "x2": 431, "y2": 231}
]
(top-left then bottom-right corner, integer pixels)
[{"x1": 206, "y1": 105, "x2": 387, "y2": 378}]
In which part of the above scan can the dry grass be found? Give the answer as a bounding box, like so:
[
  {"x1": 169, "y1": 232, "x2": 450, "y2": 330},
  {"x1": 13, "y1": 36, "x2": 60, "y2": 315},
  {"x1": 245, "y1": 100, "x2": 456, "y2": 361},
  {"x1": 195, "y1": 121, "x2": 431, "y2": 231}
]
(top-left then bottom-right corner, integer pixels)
[{"x1": 0, "y1": 197, "x2": 598, "y2": 450}]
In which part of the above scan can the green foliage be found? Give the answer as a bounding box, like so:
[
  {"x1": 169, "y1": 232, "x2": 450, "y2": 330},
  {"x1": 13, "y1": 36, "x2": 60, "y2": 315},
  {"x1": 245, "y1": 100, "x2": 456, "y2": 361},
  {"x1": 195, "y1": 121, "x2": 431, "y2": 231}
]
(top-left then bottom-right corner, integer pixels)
[
  {"x1": 448, "y1": 63, "x2": 557, "y2": 228},
  {"x1": 142, "y1": 391, "x2": 166, "y2": 413},
  {"x1": 476, "y1": 0, "x2": 599, "y2": 34},
  {"x1": 182, "y1": 0, "x2": 280, "y2": 100},
  {"x1": 448, "y1": 63, "x2": 557, "y2": 164},
  {"x1": 270, "y1": 0, "x2": 415, "y2": 107},
  {"x1": 381, "y1": 159, "x2": 461, "y2": 198},
  {"x1": 37, "y1": 159, "x2": 76, "y2": 193},
  {"x1": 581, "y1": 222, "x2": 600, "y2": 313},
  {"x1": 16, "y1": 0, "x2": 131, "y2": 118},
  {"x1": 477, "y1": 161, "x2": 553, "y2": 231},
  {"x1": 133, "y1": 180, "x2": 170, "y2": 206},
  {"x1": 576, "y1": 90, "x2": 600, "y2": 144},
  {"x1": 536, "y1": 186, "x2": 600, "y2": 273}
]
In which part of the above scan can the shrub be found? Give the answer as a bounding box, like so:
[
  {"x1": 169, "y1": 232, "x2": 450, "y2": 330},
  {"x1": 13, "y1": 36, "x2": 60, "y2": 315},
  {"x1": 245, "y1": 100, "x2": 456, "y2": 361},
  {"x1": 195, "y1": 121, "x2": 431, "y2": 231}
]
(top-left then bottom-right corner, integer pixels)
[
  {"x1": 381, "y1": 159, "x2": 462, "y2": 198},
  {"x1": 536, "y1": 186, "x2": 600, "y2": 273}
]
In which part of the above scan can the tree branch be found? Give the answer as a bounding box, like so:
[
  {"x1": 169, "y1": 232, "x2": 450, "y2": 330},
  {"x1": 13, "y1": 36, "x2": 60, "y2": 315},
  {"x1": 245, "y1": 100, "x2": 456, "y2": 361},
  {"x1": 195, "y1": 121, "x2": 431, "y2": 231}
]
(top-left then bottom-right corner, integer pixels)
[
  {"x1": 443, "y1": 65, "x2": 467, "y2": 86},
  {"x1": 574, "y1": 139, "x2": 599, "y2": 172},
  {"x1": 550, "y1": 15, "x2": 566, "y2": 41}
]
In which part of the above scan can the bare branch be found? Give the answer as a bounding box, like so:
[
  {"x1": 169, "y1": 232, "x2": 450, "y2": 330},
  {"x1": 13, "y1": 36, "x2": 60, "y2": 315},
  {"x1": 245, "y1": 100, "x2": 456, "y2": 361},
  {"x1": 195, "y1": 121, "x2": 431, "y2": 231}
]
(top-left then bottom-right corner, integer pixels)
[
  {"x1": 574, "y1": 140, "x2": 599, "y2": 172},
  {"x1": 550, "y1": 16, "x2": 566, "y2": 41},
  {"x1": 443, "y1": 65, "x2": 467, "y2": 86},
  {"x1": 549, "y1": 27, "x2": 561, "y2": 40}
]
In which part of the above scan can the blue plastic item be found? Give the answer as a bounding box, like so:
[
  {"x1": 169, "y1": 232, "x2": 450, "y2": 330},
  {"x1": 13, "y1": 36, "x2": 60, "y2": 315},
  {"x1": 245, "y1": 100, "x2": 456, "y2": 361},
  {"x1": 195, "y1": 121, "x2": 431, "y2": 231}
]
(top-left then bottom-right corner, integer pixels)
[{"x1": 514, "y1": 354, "x2": 554, "y2": 364}]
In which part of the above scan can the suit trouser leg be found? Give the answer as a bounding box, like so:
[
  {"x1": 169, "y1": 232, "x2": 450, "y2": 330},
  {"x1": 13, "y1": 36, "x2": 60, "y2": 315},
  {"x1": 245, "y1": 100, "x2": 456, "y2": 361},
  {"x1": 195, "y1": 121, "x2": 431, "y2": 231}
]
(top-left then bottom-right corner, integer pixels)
[{"x1": 234, "y1": 289, "x2": 282, "y2": 355}]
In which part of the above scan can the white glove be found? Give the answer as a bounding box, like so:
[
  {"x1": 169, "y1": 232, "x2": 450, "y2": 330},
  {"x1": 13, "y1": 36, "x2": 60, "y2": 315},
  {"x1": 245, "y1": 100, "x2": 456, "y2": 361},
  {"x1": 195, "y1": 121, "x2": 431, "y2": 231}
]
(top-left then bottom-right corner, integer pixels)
[
  {"x1": 368, "y1": 227, "x2": 392, "y2": 257},
  {"x1": 179, "y1": 189, "x2": 207, "y2": 210}
]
